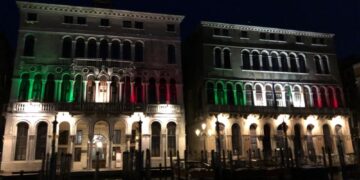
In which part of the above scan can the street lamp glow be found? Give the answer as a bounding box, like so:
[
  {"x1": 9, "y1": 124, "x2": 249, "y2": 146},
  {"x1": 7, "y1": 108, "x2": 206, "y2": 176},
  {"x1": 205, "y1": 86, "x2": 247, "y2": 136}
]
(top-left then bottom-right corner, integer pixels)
[
  {"x1": 201, "y1": 123, "x2": 206, "y2": 130},
  {"x1": 207, "y1": 129, "x2": 212, "y2": 136},
  {"x1": 195, "y1": 129, "x2": 201, "y2": 136}
]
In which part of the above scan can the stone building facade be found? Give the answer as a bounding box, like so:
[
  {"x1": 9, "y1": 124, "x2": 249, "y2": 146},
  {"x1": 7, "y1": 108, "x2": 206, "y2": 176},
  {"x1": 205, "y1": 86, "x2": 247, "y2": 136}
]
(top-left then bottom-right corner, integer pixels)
[
  {"x1": 183, "y1": 21, "x2": 354, "y2": 165},
  {"x1": 1, "y1": 2, "x2": 185, "y2": 172}
]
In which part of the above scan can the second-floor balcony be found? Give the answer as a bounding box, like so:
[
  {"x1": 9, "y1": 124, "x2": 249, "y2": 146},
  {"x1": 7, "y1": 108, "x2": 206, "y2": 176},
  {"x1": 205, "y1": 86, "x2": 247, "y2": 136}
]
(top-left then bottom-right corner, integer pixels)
[{"x1": 73, "y1": 58, "x2": 134, "y2": 69}]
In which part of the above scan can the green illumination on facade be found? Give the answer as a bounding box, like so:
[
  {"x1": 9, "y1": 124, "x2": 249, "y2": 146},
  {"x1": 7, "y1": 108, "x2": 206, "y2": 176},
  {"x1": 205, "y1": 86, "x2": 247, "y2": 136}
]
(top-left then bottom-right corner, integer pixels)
[{"x1": 214, "y1": 89, "x2": 218, "y2": 105}]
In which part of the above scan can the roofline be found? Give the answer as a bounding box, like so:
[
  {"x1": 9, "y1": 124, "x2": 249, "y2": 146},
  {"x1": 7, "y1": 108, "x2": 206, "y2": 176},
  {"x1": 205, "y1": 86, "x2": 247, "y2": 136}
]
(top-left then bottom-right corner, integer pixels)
[
  {"x1": 201, "y1": 21, "x2": 334, "y2": 38},
  {"x1": 16, "y1": 1, "x2": 184, "y2": 23}
]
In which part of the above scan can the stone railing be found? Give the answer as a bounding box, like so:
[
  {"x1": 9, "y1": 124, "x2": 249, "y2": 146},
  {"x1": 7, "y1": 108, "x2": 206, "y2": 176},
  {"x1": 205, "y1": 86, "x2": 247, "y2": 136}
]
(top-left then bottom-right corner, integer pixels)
[
  {"x1": 73, "y1": 58, "x2": 134, "y2": 68},
  {"x1": 146, "y1": 104, "x2": 182, "y2": 114}
]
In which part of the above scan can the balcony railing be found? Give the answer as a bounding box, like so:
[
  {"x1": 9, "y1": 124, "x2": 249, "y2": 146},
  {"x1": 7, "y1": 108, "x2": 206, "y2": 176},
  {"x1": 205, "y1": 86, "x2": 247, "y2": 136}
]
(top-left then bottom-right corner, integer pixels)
[
  {"x1": 73, "y1": 58, "x2": 134, "y2": 68},
  {"x1": 6, "y1": 102, "x2": 182, "y2": 114},
  {"x1": 206, "y1": 104, "x2": 350, "y2": 116}
]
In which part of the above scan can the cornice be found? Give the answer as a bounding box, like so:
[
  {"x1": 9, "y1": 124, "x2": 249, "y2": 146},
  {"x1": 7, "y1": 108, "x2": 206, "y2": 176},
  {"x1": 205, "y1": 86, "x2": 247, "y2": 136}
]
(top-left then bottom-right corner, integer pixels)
[
  {"x1": 201, "y1": 21, "x2": 334, "y2": 38},
  {"x1": 17, "y1": 1, "x2": 184, "y2": 23}
]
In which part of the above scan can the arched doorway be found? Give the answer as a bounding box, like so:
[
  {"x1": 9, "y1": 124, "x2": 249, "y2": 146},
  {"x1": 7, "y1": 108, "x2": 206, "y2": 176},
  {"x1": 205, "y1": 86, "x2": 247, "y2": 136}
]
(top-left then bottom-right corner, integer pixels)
[
  {"x1": 263, "y1": 124, "x2": 272, "y2": 160},
  {"x1": 58, "y1": 122, "x2": 70, "y2": 154},
  {"x1": 306, "y1": 124, "x2": 316, "y2": 163},
  {"x1": 293, "y1": 124, "x2": 304, "y2": 160},
  {"x1": 92, "y1": 121, "x2": 109, "y2": 168},
  {"x1": 74, "y1": 120, "x2": 88, "y2": 169},
  {"x1": 113, "y1": 121, "x2": 126, "y2": 168},
  {"x1": 249, "y1": 124, "x2": 258, "y2": 158}
]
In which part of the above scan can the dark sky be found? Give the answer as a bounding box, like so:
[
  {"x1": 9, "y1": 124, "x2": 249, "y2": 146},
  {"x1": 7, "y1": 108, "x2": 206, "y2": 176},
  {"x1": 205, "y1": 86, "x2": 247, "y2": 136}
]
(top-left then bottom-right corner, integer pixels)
[{"x1": 1, "y1": 0, "x2": 360, "y2": 59}]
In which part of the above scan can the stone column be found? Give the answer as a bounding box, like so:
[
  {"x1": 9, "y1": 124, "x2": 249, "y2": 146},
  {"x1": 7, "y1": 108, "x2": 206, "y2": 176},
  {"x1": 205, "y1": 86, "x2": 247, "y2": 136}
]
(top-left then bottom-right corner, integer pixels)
[
  {"x1": 95, "y1": 81, "x2": 100, "y2": 102},
  {"x1": 28, "y1": 135, "x2": 36, "y2": 160},
  {"x1": 106, "y1": 81, "x2": 111, "y2": 102},
  {"x1": 96, "y1": 42, "x2": 100, "y2": 58},
  {"x1": 87, "y1": 126, "x2": 94, "y2": 170},
  {"x1": 83, "y1": 80, "x2": 88, "y2": 102},
  {"x1": 120, "y1": 43, "x2": 123, "y2": 60},
  {"x1": 131, "y1": 44, "x2": 135, "y2": 60},
  {"x1": 108, "y1": 42, "x2": 111, "y2": 60},
  {"x1": 108, "y1": 124, "x2": 114, "y2": 169},
  {"x1": 126, "y1": 135, "x2": 131, "y2": 151},
  {"x1": 69, "y1": 80, "x2": 75, "y2": 102},
  {"x1": 119, "y1": 82, "x2": 123, "y2": 103},
  {"x1": 130, "y1": 82, "x2": 135, "y2": 104},
  {"x1": 55, "y1": 80, "x2": 61, "y2": 102},
  {"x1": 28, "y1": 78, "x2": 34, "y2": 100},
  {"x1": 143, "y1": 83, "x2": 148, "y2": 104},
  {"x1": 156, "y1": 82, "x2": 160, "y2": 104},
  {"x1": 249, "y1": 55, "x2": 253, "y2": 69},
  {"x1": 166, "y1": 83, "x2": 170, "y2": 104},
  {"x1": 41, "y1": 80, "x2": 46, "y2": 101},
  {"x1": 84, "y1": 41, "x2": 88, "y2": 58}
]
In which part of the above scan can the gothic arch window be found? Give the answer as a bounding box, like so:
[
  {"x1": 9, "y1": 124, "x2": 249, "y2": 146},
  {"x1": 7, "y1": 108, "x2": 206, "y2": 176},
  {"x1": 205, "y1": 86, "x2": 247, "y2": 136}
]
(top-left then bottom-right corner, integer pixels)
[
  {"x1": 314, "y1": 56, "x2": 322, "y2": 74},
  {"x1": 303, "y1": 86, "x2": 312, "y2": 107},
  {"x1": 223, "y1": 49, "x2": 231, "y2": 69},
  {"x1": 214, "y1": 48, "x2": 222, "y2": 68},
  {"x1": 62, "y1": 37, "x2": 72, "y2": 58},
  {"x1": 15, "y1": 122, "x2": 29, "y2": 160},
  {"x1": 284, "y1": 86, "x2": 293, "y2": 107},
  {"x1": 242, "y1": 50, "x2": 250, "y2": 69},
  {"x1": 275, "y1": 85, "x2": 284, "y2": 107},
  {"x1": 231, "y1": 123, "x2": 241, "y2": 155},
  {"x1": 255, "y1": 84, "x2": 263, "y2": 106},
  {"x1": 252, "y1": 51, "x2": 260, "y2": 70},
  {"x1": 135, "y1": 42, "x2": 144, "y2": 62},
  {"x1": 61, "y1": 75, "x2": 71, "y2": 102},
  {"x1": 280, "y1": 53, "x2": 289, "y2": 72},
  {"x1": 289, "y1": 54, "x2": 298, "y2": 72},
  {"x1": 111, "y1": 40, "x2": 120, "y2": 59},
  {"x1": 322, "y1": 56, "x2": 330, "y2": 74},
  {"x1": 170, "y1": 79, "x2": 177, "y2": 104},
  {"x1": 306, "y1": 125, "x2": 316, "y2": 162},
  {"x1": 134, "y1": 77, "x2": 142, "y2": 104},
  {"x1": 227, "y1": 84, "x2": 234, "y2": 105},
  {"x1": 249, "y1": 124, "x2": 258, "y2": 157},
  {"x1": 151, "y1": 122, "x2": 161, "y2": 157},
  {"x1": 98, "y1": 76, "x2": 107, "y2": 103},
  {"x1": 168, "y1": 45, "x2": 176, "y2": 64},
  {"x1": 320, "y1": 87, "x2": 328, "y2": 108},
  {"x1": 271, "y1": 53, "x2": 279, "y2": 71},
  {"x1": 207, "y1": 82, "x2": 215, "y2": 104},
  {"x1": 159, "y1": 79, "x2": 167, "y2": 103},
  {"x1": 75, "y1": 38, "x2": 85, "y2": 58},
  {"x1": 122, "y1": 76, "x2": 131, "y2": 104},
  {"x1": 86, "y1": 76, "x2": 96, "y2": 102},
  {"x1": 298, "y1": 55, "x2": 307, "y2": 73},
  {"x1": 74, "y1": 75, "x2": 82, "y2": 103},
  {"x1": 217, "y1": 83, "x2": 225, "y2": 105},
  {"x1": 110, "y1": 76, "x2": 119, "y2": 103},
  {"x1": 336, "y1": 88, "x2": 343, "y2": 108},
  {"x1": 32, "y1": 74, "x2": 42, "y2": 101},
  {"x1": 323, "y1": 124, "x2": 333, "y2": 153},
  {"x1": 294, "y1": 124, "x2": 304, "y2": 158},
  {"x1": 123, "y1": 41, "x2": 131, "y2": 60},
  {"x1": 18, "y1": 73, "x2": 30, "y2": 101},
  {"x1": 263, "y1": 124, "x2": 272, "y2": 160},
  {"x1": 23, "y1": 35, "x2": 35, "y2": 56},
  {"x1": 293, "y1": 86, "x2": 301, "y2": 107},
  {"x1": 44, "y1": 74, "x2": 55, "y2": 102},
  {"x1": 245, "y1": 84, "x2": 253, "y2": 106},
  {"x1": 148, "y1": 78, "x2": 157, "y2": 104},
  {"x1": 262, "y1": 52, "x2": 270, "y2": 71},
  {"x1": 328, "y1": 88, "x2": 335, "y2": 108},
  {"x1": 99, "y1": 39, "x2": 108, "y2": 60},
  {"x1": 167, "y1": 122, "x2": 176, "y2": 154},
  {"x1": 265, "y1": 85, "x2": 274, "y2": 107},
  {"x1": 87, "y1": 39, "x2": 97, "y2": 58},
  {"x1": 35, "y1": 122, "x2": 48, "y2": 159},
  {"x1": 235, "y1": 84, "x2": 244, "y2": 106}
]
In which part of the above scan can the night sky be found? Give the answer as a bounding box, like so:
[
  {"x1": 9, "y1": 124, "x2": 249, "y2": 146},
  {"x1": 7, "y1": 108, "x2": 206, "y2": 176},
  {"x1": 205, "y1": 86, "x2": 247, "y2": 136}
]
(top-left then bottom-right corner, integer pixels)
[{"x1": 1, "y1": 0, "x2": 360, "y2": 59}]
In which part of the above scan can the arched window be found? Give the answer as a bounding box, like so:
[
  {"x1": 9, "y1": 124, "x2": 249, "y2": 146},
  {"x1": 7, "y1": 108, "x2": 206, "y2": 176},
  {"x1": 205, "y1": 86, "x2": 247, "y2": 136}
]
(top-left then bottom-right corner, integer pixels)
[
  {"x1": 249, "y1": 124, "x2": 258, "y2": 157},
  {"x1": 263, "y1": 124, "x2": 272, "y2": 160},
  {"x1": 148, "y1": 78, "x2": 157, "y2": 104},
  {"x1": 135, "y1": 42, "x2": 144, "y2": 62},
  {"x1": 123, "y1": 41, "x2": 131, "y2": 60},
  {"x1": 231, "y1": 124, "x2": 241, "y2": 155},
  {"x1": 74, "y1": 75, "x2": 82, "y2": 103},
  {"x1": 293, "y1": 86, "x2": 301, "y2": 107},
  {"x1": 262, "y1": 52, "x2": 270, "y2": 71},
  {"x1": 320, "y1": 87, "x2": 328, "y2": 108},
  {"x1": 323, "y1": 124, "x2": 333, "y2": 153},
  {"x1": 23, "y1": 35, "x2": 35, "y2": 56},
  {"x1": 217, "y1": 123, "x2": 226, "y2": 152},
  {"x1": 303, "y1": 87, "x2": 312, "y2": 107},
  {"x1": 35, "y1": 122, "x2": 48, "y2": 159},
  {"x1": 271, "y1": 53, "x2": 279, "y2": 71},
  {"x1": 122, "y1": 77, "x2": 131, "y2": 104},
  {"x1": 207, "y1": 82, "x2": 215, "y2": 104},
  {"x1": 280, "y1": 54, "x2": 288, "y2": 72},
  {"x1": 44, "y1": 74, "x2": 55, "y2": 102},
  {"x1": 75, "y1": 38, "x2": 85, "y2": 58},
  {"x1": 61, "y1": 75, "x2": 71, "y2": 102},
  {"x1": 87, "y1": 39, "x2": 97, "y2": 58},
  {"x1": 111, "y1": 40, "x2": 120, "y2": 59},
  {"x1": 322, "y1": 56, "x2": 330, "y2": 74},
  {"x1": 223, "y1": 49, "x2": 231, "y2": 69},
  {"x1": 151, "y1": 122, "x2": 161, "y2": 157},
  {"x1": 298, "y1": 55, "x2": 307, "y2": 73},
  {"x1": 32, "y1": 74, "x2": 42, "y2": 101},
  {"x1": 245, "y1": 85, "x2": 253, "y2": 106},
  {"x1": 62, "y1": 37, "x2": 72, "y2": 58},
  {"x1": 217, "y1": 83, "x2": 225, "y2": 105},
  {"x1": 312, "y1": 87, "x2": 319, "y2": 108},
  {"x1": 265, "y1": 85, "x2": 274, "y2": 106},
  {"x1": 294, "y1": 124, "x2": 304, "y2": 158},
  {"x1": 98, "y1": 76, "x2": 108, "y2": 103},
  {"x1": 86, "y1": 76, "x2": 96, "y2": 102},
  {"x1": 328, "y1": 88, "x2": 335, "y2": 108},
  {"x1": 252, "y1": 51, "x2": 260, "y2": 70},
  {"x1": 290, "y1": 54, "x2": 298, "y2": 72},
  {"x1": 235, "y1": 84, "x2": 244, "y2": 106},
  {"x1": 242, "y1": 51, "x2": 250, "y2": 69},
  {"x1": 110, "y1": 76, "x2": 119, "y2": 103},
  {"x1": 15, "y1": 122, "x2": 29, "y2": 160},
  {"x1": 159, "y1": 78, "x2": 167, "y2": 103},
  {"x1": 227, "y1": 84, "x2": 234, "y2": 105},
  {"x1": 99, "y1": 39, "x2": 108, "y2": 60},
  {"x1": 255, "y1": 84, "x2": 263, "y2": 106},
  {"x1": 168, "y1": 45, "x2": 176, "y2": 64},
  {"x1": 18, "y1": 73, "x2": 30, "y2": 101},
  {"x1": 285, "y1": 86, "x2": 292, "y2": 107},
  {"x1": 335, "y1": 125, "x2": 345, "y2": 155},
  {"x1": 306, "y1": 125, "x2": 316, "y2": 162},
  {"x1": 167, "y1": 122, "x2": 176, "y2": 154},
  {"x1": 214, "y1": 48, "x2": 221, "y2": 68},
  {"x1": 134, "y1": 77, "x2": 142, "y2": 104},
  {"x1": 275, "y1": 85, "x2": 283, "y2": 107},
  {"x1": 336, "y1": 88, "x2": 343, "y2": 108},
  {"x1": 170, "y1": 79, "x2": 177, "y2": 104},
  {"x1": 314, "y1": 56, "x2": 322, "y2": 74}
]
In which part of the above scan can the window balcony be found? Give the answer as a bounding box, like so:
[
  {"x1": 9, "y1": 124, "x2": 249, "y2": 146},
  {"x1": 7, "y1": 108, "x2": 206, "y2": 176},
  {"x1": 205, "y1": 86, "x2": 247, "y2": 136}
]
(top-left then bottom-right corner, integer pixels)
[{"x1": 73, "y1": 58, "x2": 134, "y2": 69}]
